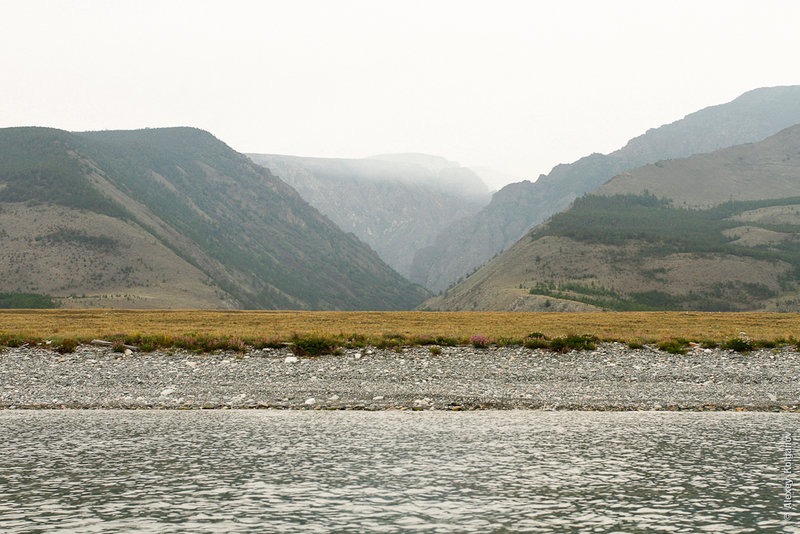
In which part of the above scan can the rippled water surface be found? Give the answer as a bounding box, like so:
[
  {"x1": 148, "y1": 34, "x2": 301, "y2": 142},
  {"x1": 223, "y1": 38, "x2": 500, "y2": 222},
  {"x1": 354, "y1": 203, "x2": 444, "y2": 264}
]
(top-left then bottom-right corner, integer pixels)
[{"x1": 0, "y1": 411, "x2": 797, "y2": 533}]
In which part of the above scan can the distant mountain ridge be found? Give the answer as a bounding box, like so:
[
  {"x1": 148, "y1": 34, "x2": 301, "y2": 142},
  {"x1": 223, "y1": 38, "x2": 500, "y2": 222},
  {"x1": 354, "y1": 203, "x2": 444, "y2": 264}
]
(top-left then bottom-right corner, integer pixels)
[
  {"x1": 467, "y1": 166, "x2": 524, "y2": 192},
  {"x1": 0, "y1": 127, "x2": 429, "y2": 309},
  {"x1": 248, "y1": 153, "x2": 490, "y2": 277},
  {"x1": 411, "y1": 85, "x2": 800, "y2": 292},
  {"x1": 424, "y1": 124, "x2": 800, "y2": 312}
]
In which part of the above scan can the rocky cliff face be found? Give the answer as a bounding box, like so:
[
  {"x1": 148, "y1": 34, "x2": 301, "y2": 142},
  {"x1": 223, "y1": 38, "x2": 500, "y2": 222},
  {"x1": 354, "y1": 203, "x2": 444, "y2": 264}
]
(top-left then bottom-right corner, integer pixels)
[
  {"x1": 411, "y1": 85, "x2": 800, "y2": 293},
  {"x1": 248, "y1": 153, "x2": 490, "y2": 278}
]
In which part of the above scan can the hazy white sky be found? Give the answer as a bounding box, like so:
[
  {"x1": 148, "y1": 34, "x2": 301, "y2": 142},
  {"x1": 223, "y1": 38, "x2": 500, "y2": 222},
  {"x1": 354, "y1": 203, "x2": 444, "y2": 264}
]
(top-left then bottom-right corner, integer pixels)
[{"x1": 2, "y1": 0, "x2": 799, "y2": 188}]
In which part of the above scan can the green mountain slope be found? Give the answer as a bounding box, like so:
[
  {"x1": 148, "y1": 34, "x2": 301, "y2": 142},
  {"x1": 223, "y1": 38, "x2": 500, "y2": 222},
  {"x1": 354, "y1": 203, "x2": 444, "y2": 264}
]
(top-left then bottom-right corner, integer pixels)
[
  {"x1": 411, "y1": 85, "x2": 800, "y2": 292},
  {"x1": 0, "y1": 127, "x2": 429, "y2": 310},
  {"x1": 423, "y1": 124, "x2": 800, "y2": 312}
]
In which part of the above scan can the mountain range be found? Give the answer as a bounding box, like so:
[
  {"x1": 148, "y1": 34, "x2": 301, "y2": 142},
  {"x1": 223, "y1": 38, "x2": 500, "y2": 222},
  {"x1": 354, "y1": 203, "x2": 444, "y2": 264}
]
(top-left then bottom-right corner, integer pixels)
[
  {"x1": 0, "y1": 127, "x2": 429, "y2": 309},
  {"x1": 3, "y1": 85, "x2": 800, "y2": 312},
  {"x1": 423, "y1": 124, "x2": 800, "y2": 312},
  {"x1": 410, "y1": 85, "x2": 800, "y2": 292}
]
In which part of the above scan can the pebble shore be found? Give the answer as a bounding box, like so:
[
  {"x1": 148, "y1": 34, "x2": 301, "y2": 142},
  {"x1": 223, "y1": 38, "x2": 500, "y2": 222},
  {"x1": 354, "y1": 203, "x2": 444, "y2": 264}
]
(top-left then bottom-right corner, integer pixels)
[{"x1": 1, "y1": 343, "x2": 799, "y2": 411}]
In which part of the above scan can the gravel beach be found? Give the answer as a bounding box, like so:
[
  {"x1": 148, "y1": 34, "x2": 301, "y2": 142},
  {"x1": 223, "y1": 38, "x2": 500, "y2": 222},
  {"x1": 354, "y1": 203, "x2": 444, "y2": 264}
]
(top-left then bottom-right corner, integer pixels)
[{"x1": 1, "y1": 343, "x2": 798, "y2": 411}]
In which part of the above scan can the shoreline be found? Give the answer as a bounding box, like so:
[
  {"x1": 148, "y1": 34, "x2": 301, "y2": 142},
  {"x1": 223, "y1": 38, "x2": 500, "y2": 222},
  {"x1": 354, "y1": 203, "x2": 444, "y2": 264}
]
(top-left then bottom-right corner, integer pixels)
[{"x1": 2, "y1": 343, "x2": 799, "y2": 411}]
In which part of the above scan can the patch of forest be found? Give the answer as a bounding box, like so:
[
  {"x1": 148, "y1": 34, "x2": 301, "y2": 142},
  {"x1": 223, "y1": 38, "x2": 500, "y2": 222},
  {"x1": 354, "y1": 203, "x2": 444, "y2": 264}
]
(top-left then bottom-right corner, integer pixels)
[{"x1": 541, "y1": 193, "x2": 800, "y2": 275}]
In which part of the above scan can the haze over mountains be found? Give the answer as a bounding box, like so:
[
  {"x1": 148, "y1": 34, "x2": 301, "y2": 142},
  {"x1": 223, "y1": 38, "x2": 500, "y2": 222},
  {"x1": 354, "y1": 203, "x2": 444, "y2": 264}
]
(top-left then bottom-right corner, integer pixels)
[
  {"x1": 247, "y1": 153, "x2": 489, "y2": 277},
  {"x1": 425, "y1": 124, "x2": 800, "y2": 312},
  {"x1": 0, "y1": 127, "x2": 429, "y2": 310},
  {"x1": 2, "y1": 85, "x2": 800, "y2": 312},
  {"x1": 411, "y1": 86, "x2": 800, "y2": 292}
]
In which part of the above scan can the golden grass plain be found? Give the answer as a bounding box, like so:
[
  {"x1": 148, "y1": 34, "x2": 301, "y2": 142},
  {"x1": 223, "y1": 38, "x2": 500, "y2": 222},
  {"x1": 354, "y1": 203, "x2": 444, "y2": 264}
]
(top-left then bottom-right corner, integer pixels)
[{"x1": 3, "y1": 309, "x2": 800, "y2": 343}]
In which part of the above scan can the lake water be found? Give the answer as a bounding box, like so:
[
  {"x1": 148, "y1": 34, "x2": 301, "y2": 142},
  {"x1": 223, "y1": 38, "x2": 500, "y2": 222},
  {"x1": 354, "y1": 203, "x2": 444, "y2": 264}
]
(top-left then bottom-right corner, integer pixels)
[{"x1": 0, "y1": 410, "x2": 797, "y2": 533}]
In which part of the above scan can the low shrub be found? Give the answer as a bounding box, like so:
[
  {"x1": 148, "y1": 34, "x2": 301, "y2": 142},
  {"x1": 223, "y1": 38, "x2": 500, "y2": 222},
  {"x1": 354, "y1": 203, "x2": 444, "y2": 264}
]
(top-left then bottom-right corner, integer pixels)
[
  {"x1": 119, "y1": 334, "x2": 170, "y2": 352},
  {"x1": 434, "y1": 336, "x2": 460, "y2": 346},
  {"x1": 55, "y1": 338, "x2": 79, "y2": 354},
  {"x1": 171, "y1": 334, "x2": 247, "y2": 353},
  {"x1": 130, "y1": 334, "x2": 172, "y2": 351},
  {"x1": 429, "y1": 346, "x2": 442, "y2": 355},
  {"x1": 172, "y1": 334, "x2": 202, "y2": 352},
  {"x1": 111, "y1": 339, "x2": 126, "y2": 353},
  {"x1": 0, "y1": 333, "x2": 37, "y2": 348},
  {"x1": 524, "y1": 338, "x2": 550, "y2": 350},
  {"x1": 344, "y1": 334, "x2": 369, "y2": 348},
  {"x1": 409, "y1": 335, "x2": 437, "y2": 346},
  {"x1": 656, "y1": 339, "x2": 688, "y2": 354},
  {"x1": 223, "y1": 337, "x2": 247, "y2": 352},
  {"x1": 375, "y1": 333, "x2": 406, "y2": 349},
  {"x1": 494, "y1": 336, "x2": 522, "y2": 347},
  {"x1": 752, "y1": 339, "x2": 777, "y2": 349},
  {"x1": 626, "y1": 340, "x2": 645, "y2": 350},
  {"x1": 470, "y1": 335, "x2": 490, "y2": 349},
  {"x1": 549, "y1": 334, "x2": 597, "y2": 353},
  {"x1": 290, "y1": 334, "x2": 337, "y2": 357},
  {"x1": 721, "y1": 337, "x2": 753, "y2": 353}
]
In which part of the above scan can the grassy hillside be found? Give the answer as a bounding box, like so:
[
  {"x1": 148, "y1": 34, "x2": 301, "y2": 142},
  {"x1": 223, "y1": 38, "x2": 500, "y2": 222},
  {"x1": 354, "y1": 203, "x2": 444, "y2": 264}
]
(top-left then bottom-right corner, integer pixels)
[
  {"x1": 411, "y1": 85, "x2": 800, "y2": 292},
  {"x1": 0, "y1": 127, "x2": 429, "y2": 310},
  {"x1": 0, "y1": 202, "x2": 233, "y2": 308},
  {"x1": 424, "y1": 125, "x2": 800, "y2": 312}
]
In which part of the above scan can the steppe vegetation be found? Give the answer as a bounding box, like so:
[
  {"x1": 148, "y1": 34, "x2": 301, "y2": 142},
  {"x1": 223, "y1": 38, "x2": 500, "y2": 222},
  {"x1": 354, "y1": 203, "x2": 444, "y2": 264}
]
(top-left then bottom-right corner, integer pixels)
[
  {"x1": 544, "y1": 194, "x2": 800, "y2": 268},
  {"x1": 527, "y1": 193, "x2": 800, "y2": 311},
  {"x1": 2, "y1": 310, "x2": 800, "y2": 355}
]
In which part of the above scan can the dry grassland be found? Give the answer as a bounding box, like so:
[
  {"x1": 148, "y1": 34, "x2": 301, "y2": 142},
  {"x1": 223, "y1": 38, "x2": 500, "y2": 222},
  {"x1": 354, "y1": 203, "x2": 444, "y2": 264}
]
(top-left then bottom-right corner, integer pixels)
[{"x1": 3, "y1": 309, "x2": 800, "y2": 343}]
